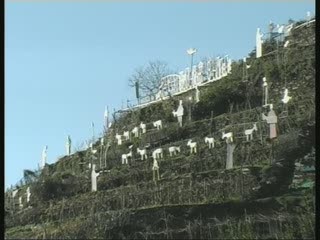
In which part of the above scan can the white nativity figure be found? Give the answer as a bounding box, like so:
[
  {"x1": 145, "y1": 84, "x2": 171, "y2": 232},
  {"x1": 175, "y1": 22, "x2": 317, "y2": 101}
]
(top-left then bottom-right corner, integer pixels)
[
  {"x1": 123, "y1": 131, "x2": 130, "y2": 141},
  {"x1": 244, "y1": 123, "x2": 258, "y2": 141},
  {"x1": 152, "y1": 148, "x2": 163, "y2": 160},
  {"x1": 222, "y1": 131, "x2": 233, "y2": 144},
  {"x1": 262, "y1": 104, "x2": 278, "y2": 139},
  {"x1": 131, "y1": 126, "x2": 140, "y2": 138},
  {"x1": 168, "y1": 146, "x2": 181, "y2": 157},
  {"x1": 26, "y1": 187, "x2": 31, "y2": 203},
  {"x1": 115, "y1": 133, "x2": 122, "y2": 145},
  {"x1": 205, "y1": 137, "x2": 215, "y2": 149},
  {"x1": 121, "y1": 146, "x2": 133, "y2": 164},
  {"x1": 152, "y1": 159, "x2": 160, "y2": 181},
  {"x1": 153, "y1": 120, "x2": 162, "y2": 130},
  {"x1": 140, "y1": 122, "x2": 147, "y2": 134},
  {"x1": 137, "y1": 147, "x2": 148, "y2": 161},
  {"x1": 262, "y1": 77, "x2": 268, "y2": 106},
  {"x1": 187, "y1": 140, "x2": 197, "y2": 154},
  {"x1": 281, "y1": 88, "x2": 292, "y2": 104},
  {"x1": 66, "y1": 135, "x2": 72, "y2": 156},
  {"x1": 256, "y1": 28, "x2": 264, "y2": 58},
  {"x1": 91, "y1": 164, "x2": 100, "y2": 192},
  {"x1": 172, "y1": 100, "x2": 184, "y2": 127},
  {"x1": 40, "y1": 145, "x2": 48, "y2": 170}
]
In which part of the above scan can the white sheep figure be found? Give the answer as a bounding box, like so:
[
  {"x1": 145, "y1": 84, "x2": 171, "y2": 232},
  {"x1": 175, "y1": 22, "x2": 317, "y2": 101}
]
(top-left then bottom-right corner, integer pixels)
[
  {"x1": 244, "y1": 123, "x2": 258, "y2": 141},
  {"x1": 187, "y1": 140, "x2": 197, "y2": 154},
  {"x1": 123, "y1": 131, "x2": 130, "y2": 141},
  {"x1": 222, "y1": 131, "x2": 233, "y2": 143},
  {"x1": 152, "y1": 148, "x2": 163, "y2": 160},
  {"x1": 140, "y1": 122, "x2": 147, "y2": 134},
  {"x1": 168, "y1": 146, "x2": 181, "y2": 156},
  {"x1": 131, "y1": 126, "x2": 140, "y2": 138},
  {"x1": 153, "y1": 120, "x2": 162, "y2": 130},
  {"x1": 115, "y1": 133, "x2": 122, "y2": 145},
  {"x1": 121, "y1": 150, "x2": 132, "y2": 165},
  {"x1": 204, "y1": 137, "x2": 215, "y2": 149},
  {"x1": 137, "y1": 147, "x2": 148, "y2": 160}
]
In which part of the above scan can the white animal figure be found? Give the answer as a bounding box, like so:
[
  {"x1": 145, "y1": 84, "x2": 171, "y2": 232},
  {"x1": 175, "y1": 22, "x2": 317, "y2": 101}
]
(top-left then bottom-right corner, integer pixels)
[
  {"x1": 204, "y1": 137, "x2": 215, "y2": 149},
  {"x1": 168, "y1": 146, "x2": 181, "y2": 156},
  {"x1": 115, "y1": 133, "x2": 122, "y2": 145},
  {"x1": 153, "y1": 120, "x2": 162, "y2": 130},
  {"x1": 222, "y1": 131, "x2": 233, "y2": 143},
  {"x1": 244, "y1": 123, "x2": 258, "y2": 141},
  {"x1": 121, "y1": 150, "x2": 132, "y2": 165},
  {"x1": 131, "y1": 127, "x2": 140, "y2": 138},
  {"x1": 152, "y1": 148, "x2": 163, "y2": 160},
  {"x1": 140, "y1": 122, "x2": 147, "y2": 134},
  {"x1": 137, "y1": 147, "x2": 148, "y2": 160},
  {"x1": 123, "y1": 131, "x2": 130, "y2": 141},
  {"x1": 187, "y1": 140, "x2": 197, "y2": 154},
  {"x1": 281, "y1": 88, "x2": 292, "y2": 104}
]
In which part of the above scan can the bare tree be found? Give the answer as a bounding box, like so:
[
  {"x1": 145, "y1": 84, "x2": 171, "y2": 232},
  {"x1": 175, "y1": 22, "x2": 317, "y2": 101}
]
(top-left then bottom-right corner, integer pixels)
[{"x1": 129, "y1": 60, "x2": 172, "y2": 101}]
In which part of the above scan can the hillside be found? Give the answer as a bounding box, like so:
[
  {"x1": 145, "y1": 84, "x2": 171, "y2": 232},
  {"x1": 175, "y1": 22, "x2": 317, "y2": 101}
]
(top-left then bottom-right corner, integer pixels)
[{"x1": 5, "y1": 18, "x2": 315, "y2": 239}]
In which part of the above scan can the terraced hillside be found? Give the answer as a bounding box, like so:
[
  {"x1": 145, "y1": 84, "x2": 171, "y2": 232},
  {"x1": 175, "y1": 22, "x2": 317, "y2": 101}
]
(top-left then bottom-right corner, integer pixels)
[{"x1": 5, "y1": 18, "x2": 315, "y2": 239}]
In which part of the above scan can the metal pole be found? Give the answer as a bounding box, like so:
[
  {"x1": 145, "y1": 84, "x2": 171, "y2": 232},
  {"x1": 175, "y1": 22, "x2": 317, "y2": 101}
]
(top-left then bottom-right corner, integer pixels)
[{"x1": 190, "y1": 54, "x2": 193, "y2": 86}]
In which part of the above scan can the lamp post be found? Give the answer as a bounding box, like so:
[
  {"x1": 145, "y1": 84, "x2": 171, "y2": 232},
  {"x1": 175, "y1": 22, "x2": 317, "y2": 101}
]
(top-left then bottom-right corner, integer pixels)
[{"x1": 187, "y1": 48, "x2": 197, "y2": 87}]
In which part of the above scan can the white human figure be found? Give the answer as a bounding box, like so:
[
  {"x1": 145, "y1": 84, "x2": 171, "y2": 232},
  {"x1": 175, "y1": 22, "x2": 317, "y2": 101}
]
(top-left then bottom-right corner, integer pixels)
[
  {"x1": 152, "y1": 159, "x2": 160, "y2": 181},
  {"x1": 123, "y1": 131, "x2": 130, "y2": 141},
  {"x1": 66, "y1": 135, "x2": 71, "y2": 156},
  {"x1": 244, "y1": 123, "x2": 258, "y2": 141},
  {"x1": 26, "y1": 187, "x2": 31, "y2": 203},
  {"x1": 281, "y1": 88, "x2": 292, "y2": 104},
  {"x1": 41, "y1": 145, "x2": 48, "y2": 170},
  {"x1": 195, "y1": 86, "x2": 200, "y2": 103},
  {"x1": 168, "y1": 146, "x2": 181, "y2": 156},
  {"x1": 19, "y1": 196, "x2": 23, "y2": 209},
  {"x1": 262, "y1": 77, "x2": 268, "y2": 106},
  {"x1": 152, "y1": 148, "x2": 163, "y2": 160},
  {"x1": 131, "y1": 126, "x2": 140, "y2": 138},
  {"x1": 153, "y1": 120, "x2": 162, "y2": 130},
  {"x1": 91, "y1": 164, "x2": 100, "y2": 192},
  {"x1": 137, "y1": 147, "x2": 148, "y2": 160},
  {"x1": 204, "y1": 137, "x2": 215, "y2": 149},
  {"x1": 115, "y1": 133, "x2": 122, "y2": 145},
  {"x1": 140, "y1": 122, "x2": 147, "y2": 134},
  {"x1": 256, "y1": 28, "x2": 263, "y2": 58},
  {"x1": 262, "y1": 104, "x2": 278, "y2": 139},
  {"x1": 187, "y1": 140, "x2": 197, "y2": 154},
  {"x1": 222, "y1": 132, "x2": 233, "y2": 143},
  {"x1": 172, "y1": 100, "x2": 184, "y2": 127}
]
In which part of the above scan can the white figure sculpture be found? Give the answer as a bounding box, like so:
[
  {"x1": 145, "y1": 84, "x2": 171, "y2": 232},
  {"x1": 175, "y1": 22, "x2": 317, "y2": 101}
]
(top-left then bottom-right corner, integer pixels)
[
  {"x1": 244, "y1": 123, "x2": 258, "y2": 141},
  {"x1": 140, "y1": 122, "x2": 147, "y2": 134},
  {"x1": 121, "y1": 148, "x2": 132, "y2": 165},
  {"x1": 152, "y1": 148, "x2": 163, "y2": 160},
  {"x1": 115, "y1": 133, "x2": 122, "y2": 145},
  {"x1": 187, "y1": 140, "x2": 197, "y2": 154},
  {"x1": 19, "y1": 196, "x2": 23, "y2": 209},
  {"x1": 152, "y1": 159, "x2": 160, "y2": 181},
  {"x1": 222, "y1": 131, "x2": 233, "y2": 143},
  {"x1": 281, "y1": 88, "x2": 292, "y2": 104},
  {"x1": 123, "y1": 131, "x2": 130, "y2": 141},
  {"x1": 137, "y1": 147, "x2": 148, "y2": 160},
  {"x1": 153, "y1": 120, "x2": 162, "y2": 130},
  {"x1": 262, "y1": 104, "x2": 278, "y2": 139},
  {"x1": 204, "y1": 137, "x2": 215, "y2": 149},
  {"x1": 131, "y1": 127, "x2": 140, "y2": 138},
  {"x1": 262, "y1": 77, "x2": 268, "y2": 106},
  {"x1": 172, "y1": 100, "x2": 184, "y2": 127},
  {"x1": 195, "y1": 86, "x2": 200, "y2": 103},
  {"x1": 168, "y1": 146, "x2": 181, "y2": 156},
  {"x1": 256, "y1": 28, "x2": 263, "y2": 58},
  {"x1": 26, "y1": 187, "x2": 31, "y2": 203},
  {"x1": 66, "y1": 135, "x2": 71, "y2": 156},
  {"x1": 41, "y1": 145, "x2": 48, "y2": 170},
  {"x1": 91, "y1": 164, "x2": 100, "y2": 192}
]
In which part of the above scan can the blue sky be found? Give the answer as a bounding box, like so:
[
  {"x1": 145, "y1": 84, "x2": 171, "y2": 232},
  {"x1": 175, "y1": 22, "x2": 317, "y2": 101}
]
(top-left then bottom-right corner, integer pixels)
[{"x1": 5, "y1": 1, "x2": 315, "y2": 189}]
